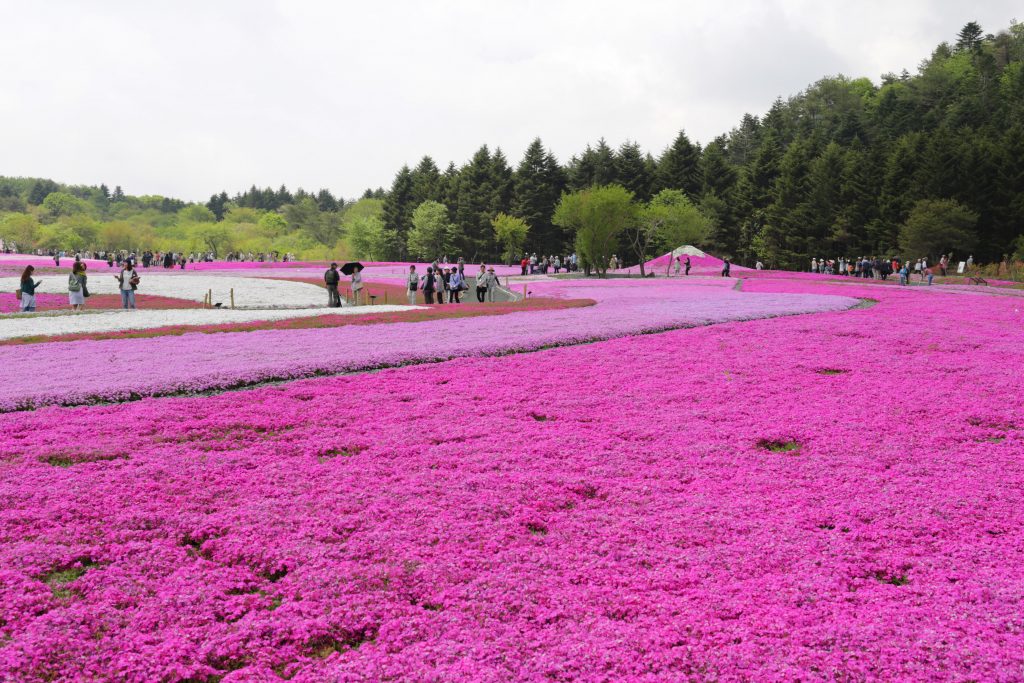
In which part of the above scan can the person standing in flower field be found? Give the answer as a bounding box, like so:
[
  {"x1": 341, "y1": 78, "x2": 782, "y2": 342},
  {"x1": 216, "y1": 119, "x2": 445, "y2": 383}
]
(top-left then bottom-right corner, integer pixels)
[
  {"x1": 324, "y1": 263, "x2": 341, "y2": 307},
  {"x1": 350, "y1": 267, "x2": 364, "y2": 306},
  {"x1": 721, "y1": 259, "x2": 731, "y2": 277},
  {"x1": 483, "y1": 266, "x2": 500, "y2": 302},
  {"x1": 449, "y1": 267, "x2": 463, "y2": 303},
  {"x1": 674, "y1": 256, "x2": 681, "y2": 276},
  {"x1": 18, "y1": 265, "x2": 42, "y2": 312},
  {"x1": 439, "y1": 267, "x2": 451, "y2": 305},
  {"x1": 115, "y1": 262, "x2": 139, "y2": 309},
  {"x1": 475, "y1": 263, "x2": 487, "y2": 302},
  {"x1": 68, "y1": 261, "x2": 87, "y2": 311},
  {"x1": 684, "y1": 256, "x2": 691, "y2": 275},
  {"x1": 422, "y1": 266, "x2": 437, "y2": 304},
  {"x1": 406, "y1": 265, "x2": 419, "y2": 305}
]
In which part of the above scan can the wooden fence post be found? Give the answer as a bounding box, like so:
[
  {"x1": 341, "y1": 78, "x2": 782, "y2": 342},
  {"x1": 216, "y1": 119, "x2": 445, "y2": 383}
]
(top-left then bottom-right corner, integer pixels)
[
  {"x1": 230, "y1": 288, "x2": 235, "y2": 309},
  {"x1": 522, "y1": 283, "x2": 527, "y2": 300}
]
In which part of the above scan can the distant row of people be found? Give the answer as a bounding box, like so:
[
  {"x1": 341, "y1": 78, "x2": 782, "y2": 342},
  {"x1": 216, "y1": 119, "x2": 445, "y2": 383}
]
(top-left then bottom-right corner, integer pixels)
[
  {"x1": 520, "y1": 253, "x2": 579, "y2": 275},
  {"x1": 811, "y1": 255, "x2": 968, "y2": 280}
]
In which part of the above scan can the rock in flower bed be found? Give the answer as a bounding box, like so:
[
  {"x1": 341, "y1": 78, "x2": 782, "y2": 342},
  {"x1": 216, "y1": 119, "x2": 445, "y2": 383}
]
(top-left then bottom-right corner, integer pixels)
[
  {"x1": 0, "y1": 279, "x2": 855, "y2": 411},
  {"x1": 0, "y1": 280, "x2": 1021, "y2": 680}
]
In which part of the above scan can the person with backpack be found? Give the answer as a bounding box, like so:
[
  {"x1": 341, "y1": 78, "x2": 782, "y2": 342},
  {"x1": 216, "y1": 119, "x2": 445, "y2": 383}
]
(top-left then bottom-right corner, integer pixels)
[
  {"x1": 324, "y1": 263, "x2": 341, "y2": 307},
  {"x1": 406, "y1": 265, "x2": 419, "y2": 305},
  {"x1": 18, "y1": 266, "x2": 42, "y2": 312},
  {"x1": 115, "y1": 262, "x2": 139, "y2": 309},
  {"x1": 68, "y1": 262, "x2": 86, "y2": 311}
]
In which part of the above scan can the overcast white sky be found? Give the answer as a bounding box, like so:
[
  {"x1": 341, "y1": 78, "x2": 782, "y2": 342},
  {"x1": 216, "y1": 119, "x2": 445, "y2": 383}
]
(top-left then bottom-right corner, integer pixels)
[{"x1": 0, "y1": 0, "x2": 1019, "y2": 202}]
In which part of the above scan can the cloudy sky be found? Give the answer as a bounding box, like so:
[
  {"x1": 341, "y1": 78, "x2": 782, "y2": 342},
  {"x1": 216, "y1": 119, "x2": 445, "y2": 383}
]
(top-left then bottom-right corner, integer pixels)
[{"x1": 0, "y1": 0, "x2": 1019, "y2": 202}]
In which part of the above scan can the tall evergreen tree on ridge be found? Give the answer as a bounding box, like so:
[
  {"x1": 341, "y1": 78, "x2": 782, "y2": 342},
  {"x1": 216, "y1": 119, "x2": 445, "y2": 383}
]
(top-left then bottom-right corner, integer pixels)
[
  {"x1": 512, "y1": 138, "x2": 566, "y2": 256},
  {"x1": 381, "y1": 165, "x2": 416, "y2": 259},
  {"x1": 655, "y1": 130, "x2": 702, "y2": 198}
]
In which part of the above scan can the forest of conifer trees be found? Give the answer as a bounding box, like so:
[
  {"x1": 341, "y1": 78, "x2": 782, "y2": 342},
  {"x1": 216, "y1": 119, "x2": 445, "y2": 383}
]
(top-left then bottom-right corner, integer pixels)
[{"x1": 2, "y1": 21, "x2": 1022, "y2": 268}]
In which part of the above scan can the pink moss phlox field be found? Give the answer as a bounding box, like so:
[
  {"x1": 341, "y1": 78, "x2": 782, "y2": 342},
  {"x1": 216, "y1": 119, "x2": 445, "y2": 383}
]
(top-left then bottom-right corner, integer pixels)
[
  {"x1": 0, "y1": 293, "x2": 68, "y2": 313},
  {"x1": 1, "y1": 280, "x2": 1022, "y2": 680},
  {"x1": 0, "y1": 279, "x2": 854, "y2": 411}
]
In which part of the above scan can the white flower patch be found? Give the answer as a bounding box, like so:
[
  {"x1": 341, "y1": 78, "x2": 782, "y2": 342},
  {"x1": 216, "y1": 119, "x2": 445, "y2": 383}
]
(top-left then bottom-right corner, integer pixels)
[
  {"x1": 0, "y1": 305, "x2": 420, "y2": 340},
  {"x1": 0, "y1": 274, "x2": 329, "y2": 308}
]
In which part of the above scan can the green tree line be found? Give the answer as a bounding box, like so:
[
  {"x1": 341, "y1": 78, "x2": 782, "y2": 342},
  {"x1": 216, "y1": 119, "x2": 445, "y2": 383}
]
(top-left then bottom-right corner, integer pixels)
[{"x1": 3, "y1": 21, "x2": 1022, "y2": 266}]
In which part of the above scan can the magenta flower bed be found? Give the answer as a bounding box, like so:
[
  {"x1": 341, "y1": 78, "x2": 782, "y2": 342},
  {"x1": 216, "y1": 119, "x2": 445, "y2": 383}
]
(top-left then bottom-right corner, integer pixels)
[
  {"x1": 0, "y1": 280, "x2": 853, "y2": 411},
  {"x1": 0, "y1": 282, "x2": 1021, "y2": 680}
]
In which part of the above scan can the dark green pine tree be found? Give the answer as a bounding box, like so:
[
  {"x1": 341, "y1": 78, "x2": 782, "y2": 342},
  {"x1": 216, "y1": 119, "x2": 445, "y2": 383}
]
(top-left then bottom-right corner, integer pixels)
[
  {"x1": 276, "y1": 185, "x2": 293, "y2": 206},
  {"x1": 381, "y1": 165, "x2": 416, "y2": 259},
  {"x1": 804, "y1": 142, "x2": 845, "y2": 256},
  {"x1": 315, "y1": 189, "x2": 340, "y2": 212},
  {"x1": 837, "y1": 139, "x2": 882, "y2": 255},
  {"x1": 438, "y1": 162, "x2": 460, "y2": 220},
  {"x1": 995, "y1": 124, "x2": 1024, "y2": 255},
  {"x1": 733, "y1": 131, "x2": 782, "y2": 260},
  {"x1": 700, "y1": 138, "x2": 738, "y2": 199},
  {"x1": 452, "y1": 146, "x2": 496, "y2": 259},
  {"x1": 614, "y1": 141, "x2": 652, "y2": 201},
  {"x1": 28, "y1": 179, "x2": 59, "y2": 205},
  {"x1": 958, "y1": 132, "x2": 1005, "y2": 255},
  {"x1": 512, "y1": 138, "x2": 567, "y2": 256},
  {"x1": 917, "y1": 125, "x2": 962, "y2": 199},
  {"x1": 205, "y1": 191, "x2": 230, "y2": 220},
  {"x1": 878, "y1": 133, "x2": 925, "y2": 249},
  {"x1": 765, "y1": 136, "x2": 816, "y2": 266},
  {"x1": 700, "y1": 138, "x2": 740, "y2": 256},
  {"x1": 410, "y1": 156, "x2": 442, "y2": 206},
  {"x1": 956, "y1": 21, "x2": 984, "y2": 52},
  {"x1": 489, "y1": 147, "x2": 514, "y2": 217},
  {"x1": 111, "y1": 185, "x2": 125, "y2": 202},
  {"x1": 567, "y1": 147, "x2": 595, "y2": 191},
  {"x1": 726, "y1": 114, "x2": 761, "y2": 166},
  {"x1": 591, "y1": 139, "x2": 617, "y2": 186},
  {"x1": 654, "y1": 130, "x2": 702, "y2": 198}
]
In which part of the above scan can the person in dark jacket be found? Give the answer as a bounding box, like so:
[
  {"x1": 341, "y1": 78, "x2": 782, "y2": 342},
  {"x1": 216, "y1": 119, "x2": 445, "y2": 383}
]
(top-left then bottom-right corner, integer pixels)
[
  {"x1": 721, "y1": 259, "x2": 731, "y2": 277},
  {"x1": 324, "y1": 263, "x2": 341, "y2": 307},
  {"x1": 19, "y1": 266, "x2": 42, "y2": 312},
  {"x1": 422, "y1": 267, "x2": 436, "y2": 304}
]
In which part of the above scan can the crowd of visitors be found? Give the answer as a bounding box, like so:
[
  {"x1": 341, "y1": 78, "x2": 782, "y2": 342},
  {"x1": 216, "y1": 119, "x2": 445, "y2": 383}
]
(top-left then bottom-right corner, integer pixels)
[
  {"x1": 405, "y1": 260, "x2": 502, "y2": 305},
  {"x1": 520, "y1": 253, "x2": 579, "y2": 275},
  {"x1": 809, "y1": 255, "x2": 957, "y2": 284}
]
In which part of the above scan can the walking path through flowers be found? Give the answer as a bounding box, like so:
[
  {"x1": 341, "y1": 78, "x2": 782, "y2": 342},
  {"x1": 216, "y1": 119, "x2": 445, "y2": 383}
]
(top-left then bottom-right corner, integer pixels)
[{"x1": 1, "y1": 255, "x2": 1023, "y2": 681}]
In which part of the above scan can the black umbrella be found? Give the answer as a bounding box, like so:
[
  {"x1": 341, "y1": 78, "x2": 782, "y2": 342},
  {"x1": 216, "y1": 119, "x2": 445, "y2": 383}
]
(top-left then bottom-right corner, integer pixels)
[{"x1": 340, "y1": 262, "x2": 364, "y2": 275}]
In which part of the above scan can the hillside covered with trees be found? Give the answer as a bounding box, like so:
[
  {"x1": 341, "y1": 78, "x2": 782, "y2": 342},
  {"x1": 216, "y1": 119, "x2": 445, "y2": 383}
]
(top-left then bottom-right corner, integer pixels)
[{"x1": 2, "y1": 20, "x2": 1021, "y2": 268}]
